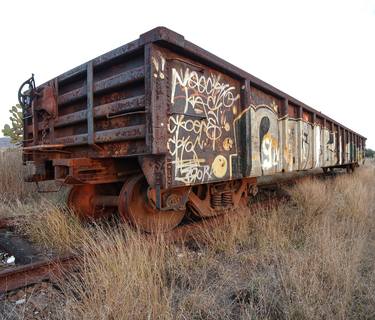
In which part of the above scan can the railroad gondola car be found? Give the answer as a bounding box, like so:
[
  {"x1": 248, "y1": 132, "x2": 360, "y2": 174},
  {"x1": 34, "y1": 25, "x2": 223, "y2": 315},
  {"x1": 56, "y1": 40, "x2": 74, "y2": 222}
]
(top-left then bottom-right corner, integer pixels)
[{"x1": 19, "y1": 27, "x2": 366, "y2": 232}]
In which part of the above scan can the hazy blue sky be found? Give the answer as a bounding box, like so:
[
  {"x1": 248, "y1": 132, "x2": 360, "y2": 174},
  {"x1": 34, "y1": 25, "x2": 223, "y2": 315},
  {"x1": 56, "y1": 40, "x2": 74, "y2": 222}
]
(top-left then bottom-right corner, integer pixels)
[{"x1": 1, "y1": 0, "x2": 374, "y2": 148}]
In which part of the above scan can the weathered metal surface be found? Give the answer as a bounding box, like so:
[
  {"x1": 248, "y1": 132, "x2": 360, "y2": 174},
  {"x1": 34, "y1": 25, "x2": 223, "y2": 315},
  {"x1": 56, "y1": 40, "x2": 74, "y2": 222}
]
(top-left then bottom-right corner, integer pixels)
[
  {"x1": 53, "y1": 125, "x2": 146, "y2": 146},
  {"x1": 87, "y1": 61, "x2": 95, "y2": 146},
  {"x1": 67, "y1": 184, "x2": 118, "y2": 219},
  {"x1": 21, "y1": 26, "x2": 366, "y2": 211},
  {"x1": 57, "y1": 67, "x2": 145, "y2": 106},
  {"x1": 149, "y1": 46, "x2": 243, "y2": 188},
  {"x1": 118, "y1": 174, "x2": 186, "y2": 232},
  {"x1": 54, "y1": 96, "x2": 145, "y2": 128},
  {"x1": 53, "y1": 158, "x2": 137, "y2": 184},
  {"x1": 0, "y1": 256, "x2": 77, "y2": 294},
  {"x1": 187, "y1": 178, "x2": 256, "y2": 218}
]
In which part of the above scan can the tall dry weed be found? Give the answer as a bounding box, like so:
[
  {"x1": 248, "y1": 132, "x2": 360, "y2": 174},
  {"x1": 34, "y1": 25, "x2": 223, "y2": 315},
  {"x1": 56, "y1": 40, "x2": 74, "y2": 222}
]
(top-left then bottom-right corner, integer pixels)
[
  {"x1": 0, "y1": 150, "x2": 68, "y2": 219},
  {"x1": 63, "y1": 227, "x2": 173, "y2": 320},
  {"x1": 12, "y1": 200, "x2": 88, "y2": 255},
  {"x1": 13, "y1": 163, "x2": 375, "y2": 319},
  {"x1": 0, "y1": 149, "x2": 36, "y2": 204}
]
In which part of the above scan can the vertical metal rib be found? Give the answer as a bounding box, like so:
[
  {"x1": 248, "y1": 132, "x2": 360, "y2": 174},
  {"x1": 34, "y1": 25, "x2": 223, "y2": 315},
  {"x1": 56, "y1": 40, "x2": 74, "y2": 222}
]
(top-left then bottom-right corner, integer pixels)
[
  {"x1": 87, "y1": 61, "x2": 94, "y2": 145},
  {"x1": 241, "y1": 79, "x2": 252, "y2": 176}
]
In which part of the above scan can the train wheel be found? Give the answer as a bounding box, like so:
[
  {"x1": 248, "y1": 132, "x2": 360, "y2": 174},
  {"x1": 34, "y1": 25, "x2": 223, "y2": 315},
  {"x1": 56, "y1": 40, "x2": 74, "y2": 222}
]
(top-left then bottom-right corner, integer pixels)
[
  {"x1": 67, "y1": 184, "x2": 118, "y2": 219},
  {"x1": 118, "y1": 175, "x2": 185, "y2": 233}
]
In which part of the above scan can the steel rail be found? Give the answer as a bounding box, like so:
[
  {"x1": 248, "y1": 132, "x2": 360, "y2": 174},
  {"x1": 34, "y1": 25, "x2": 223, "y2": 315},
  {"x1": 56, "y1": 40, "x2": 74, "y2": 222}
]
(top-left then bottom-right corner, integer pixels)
[{"x1": 0, "y1": 255, "x2": 78, "y2": 294}]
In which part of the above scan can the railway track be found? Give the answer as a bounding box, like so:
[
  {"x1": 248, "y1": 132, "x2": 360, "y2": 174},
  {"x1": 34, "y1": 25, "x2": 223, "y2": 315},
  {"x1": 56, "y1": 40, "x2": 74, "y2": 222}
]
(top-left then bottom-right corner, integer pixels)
[
  {"x1": 0, "y1": 255, "x2": 77, "y2": 294},
  {"x1": 0, "y1": 169, "x2": 345, "y2": 295},
  {"x1": 0, "y1": 198, "x2": 284, "y2": 295}
]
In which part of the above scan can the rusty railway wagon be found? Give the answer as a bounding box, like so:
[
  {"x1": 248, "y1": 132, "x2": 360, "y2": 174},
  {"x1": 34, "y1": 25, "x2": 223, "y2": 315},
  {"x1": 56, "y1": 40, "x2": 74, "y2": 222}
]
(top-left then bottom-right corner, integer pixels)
[{"x1": 19, "y1": 27, "x2": 366, "y2": 232}]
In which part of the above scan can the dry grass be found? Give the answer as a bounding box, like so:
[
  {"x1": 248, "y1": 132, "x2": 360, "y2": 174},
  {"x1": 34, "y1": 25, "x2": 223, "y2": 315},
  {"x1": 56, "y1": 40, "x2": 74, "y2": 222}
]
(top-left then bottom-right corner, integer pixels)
[
  {"x1": 0, "y1": 149, "x2": 36, "y2": 204},
  {"x1": 63, "y1": 228, "x2": 173, "y2": 320},
  {"x1": 0, "y1": 149, "x2": 67, "y2": 219},
  {"x1": 51, "y1": 165, "x2": 375, "y2": 320},
  {"x1": 1, "y1": 149, "x2": 375, "y2": 319},
  {"x1": 18, "y1": 202, "x2": 88, "y2": 254}
]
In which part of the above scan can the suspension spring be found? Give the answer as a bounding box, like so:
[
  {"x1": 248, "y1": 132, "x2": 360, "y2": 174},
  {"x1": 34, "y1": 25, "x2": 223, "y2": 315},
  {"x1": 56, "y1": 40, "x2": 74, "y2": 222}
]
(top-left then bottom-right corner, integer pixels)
[
  {"x1": 211, "y1": 193, "x2": 222, "y2": 208},
  {"x1": 222, "y1": 191, "x2": 233, "y2": 207}
]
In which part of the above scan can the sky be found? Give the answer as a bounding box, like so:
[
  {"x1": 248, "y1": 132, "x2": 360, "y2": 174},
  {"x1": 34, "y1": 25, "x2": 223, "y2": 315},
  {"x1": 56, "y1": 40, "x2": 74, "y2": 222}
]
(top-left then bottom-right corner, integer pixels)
[{"x1": 1, "y1": 0, "x2": 374, "y2": 148}]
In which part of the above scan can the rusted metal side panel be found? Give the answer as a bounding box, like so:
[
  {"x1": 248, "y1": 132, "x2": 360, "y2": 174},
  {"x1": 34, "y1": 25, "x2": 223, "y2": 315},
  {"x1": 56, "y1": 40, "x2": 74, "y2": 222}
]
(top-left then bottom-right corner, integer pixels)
[
  {"x1": 359, "y1": 137, "x2": 363, "y2": 162},
  {"x1": 301, "y1": 120, "x2": 314, "y2": 170},
  {"x1": 24, "y1": 46, "x2": 148, "y2": 160},
  {"x1": 148, "y1": 45, "x2": 169, "y2": 155},
  {"x1": 314, "y1": 116, "x2": 323, "y2": 168},
  {"x1": 22, "y1": 42, "x2": 152, "y2": 184},
  {"x1": 322, "y1": 122, "x2": 336, "y2": 167},
  {"x1": 22, "y1": 27, "x2": 366, "y2": 187},
  {"x1": 345, "y1": 131, "x2": 350, "y2": 163},
  {"x1": 148, "y1": 46, "x2": 243, "y2": 188},
  {"x1": 247, "y1": 86, "x2": 283, "y2": 176},
  {"x1": 279, "y1": 100, "x2": 289, "y2": 173},
  {"x1": 332, "y1": 127, "x2": 339, "y2": 165},
  {"x1": 286, "y1": 118, "x2": 299, "y2": 172},
  {"x1": 361, "y1": 137, "x2": 366, "y2": 163},
  {"x1": 351, "y1": 133, "x2": 355, "y2": 162},
  {"x1": 137, "y1": 44, "x2": 169, "y2": 188},
  {"x1": 337, "y1": 126, "x2": 342, "y2": 165}
]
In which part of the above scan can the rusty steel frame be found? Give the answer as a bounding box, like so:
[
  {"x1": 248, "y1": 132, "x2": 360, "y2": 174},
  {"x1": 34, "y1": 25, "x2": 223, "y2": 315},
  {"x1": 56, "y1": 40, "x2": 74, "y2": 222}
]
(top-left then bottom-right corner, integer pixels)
[
  {"x1": 21, "y1": 27, "x2": 366, "y2": 222},
  {"x1": 23, "y1": 27, "x2": 366, "y2": 159},
  {"x1": 46, "y1": 26, "x2": 352, "y2": 139}
]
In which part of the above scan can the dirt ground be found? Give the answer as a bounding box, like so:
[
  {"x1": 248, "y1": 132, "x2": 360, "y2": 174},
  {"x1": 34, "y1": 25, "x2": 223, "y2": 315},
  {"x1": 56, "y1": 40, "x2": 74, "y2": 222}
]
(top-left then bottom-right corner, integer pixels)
[{"x1": 0, "y1": 282, "x2": 64, "y2": 320}]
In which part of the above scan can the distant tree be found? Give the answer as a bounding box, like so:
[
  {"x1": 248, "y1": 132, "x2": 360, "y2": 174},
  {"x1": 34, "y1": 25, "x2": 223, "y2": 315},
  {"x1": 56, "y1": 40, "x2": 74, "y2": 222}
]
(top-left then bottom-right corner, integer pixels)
[
  {"x1": 2, "y1": 104, "x2": 23, "y2": 145},
  {"x1": 365, "y1": 148, "x2": 375, "y2": 158}
]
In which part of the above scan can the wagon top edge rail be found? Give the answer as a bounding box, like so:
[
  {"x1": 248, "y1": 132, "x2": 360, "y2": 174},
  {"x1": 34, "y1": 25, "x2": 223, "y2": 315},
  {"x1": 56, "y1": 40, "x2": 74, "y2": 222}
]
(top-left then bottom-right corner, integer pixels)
[{"x1": 33, "y1": 26, "x2": 366, "y2": 140}]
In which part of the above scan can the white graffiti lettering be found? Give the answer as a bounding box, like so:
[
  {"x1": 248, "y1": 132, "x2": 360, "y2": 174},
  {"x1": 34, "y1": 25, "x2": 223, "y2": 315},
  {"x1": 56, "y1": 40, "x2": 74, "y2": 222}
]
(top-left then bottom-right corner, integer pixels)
[{"x1": 167, "y1": 66, "x2": 239, "y2": 185}]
